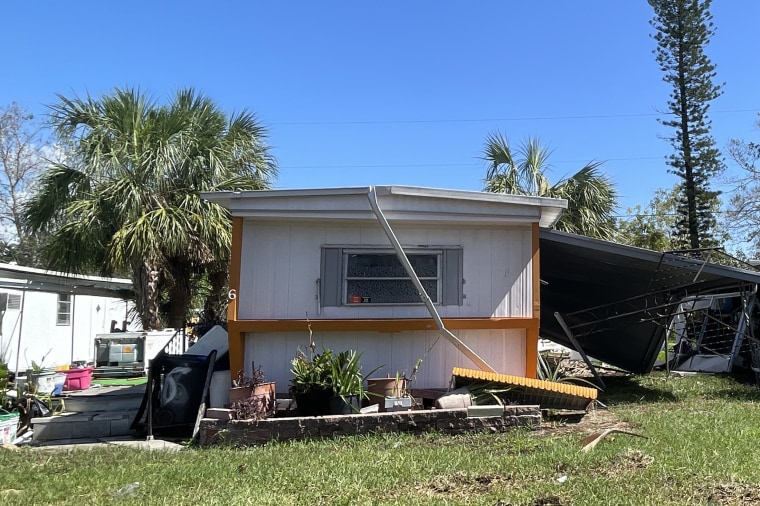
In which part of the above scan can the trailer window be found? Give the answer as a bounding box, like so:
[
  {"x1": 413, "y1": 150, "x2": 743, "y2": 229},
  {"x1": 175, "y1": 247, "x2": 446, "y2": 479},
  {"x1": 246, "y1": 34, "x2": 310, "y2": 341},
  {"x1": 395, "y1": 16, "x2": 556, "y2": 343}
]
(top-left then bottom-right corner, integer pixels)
[
  {"x1": 57, "y1": 294, "x2": 72, "y2": 326},
  {"x1": 319, "y1": 246, "x2": 463, "y2": 307}
]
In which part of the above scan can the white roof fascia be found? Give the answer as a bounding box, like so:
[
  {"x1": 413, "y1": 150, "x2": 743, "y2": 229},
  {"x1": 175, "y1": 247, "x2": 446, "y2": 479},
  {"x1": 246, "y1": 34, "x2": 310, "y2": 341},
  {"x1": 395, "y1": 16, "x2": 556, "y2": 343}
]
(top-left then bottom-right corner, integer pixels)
[
  {"x1": 0, "y1": 262, "x2": 133, "y2": 297},
  {"x1": 201, "y1": 185, "x2": 567, "y2": 228}
]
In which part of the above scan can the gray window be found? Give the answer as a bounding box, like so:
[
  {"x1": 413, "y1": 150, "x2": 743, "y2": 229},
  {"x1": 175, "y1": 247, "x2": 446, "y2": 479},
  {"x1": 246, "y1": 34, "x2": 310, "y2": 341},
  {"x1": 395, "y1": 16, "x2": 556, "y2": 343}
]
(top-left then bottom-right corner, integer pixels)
[
  {"x1": 320, "y1": 247, "x2": 463, "y2": 307},
  {"x1": 6, "y1": 294, "x2": 21, "y2": 310},
  {"x1": 57, "y1": 293, "x2": 72, "y2": 326}
]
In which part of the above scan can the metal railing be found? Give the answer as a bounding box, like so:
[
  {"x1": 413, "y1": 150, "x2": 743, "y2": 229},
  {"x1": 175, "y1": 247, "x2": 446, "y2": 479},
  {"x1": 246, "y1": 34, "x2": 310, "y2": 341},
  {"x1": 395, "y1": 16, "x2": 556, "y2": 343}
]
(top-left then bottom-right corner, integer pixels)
[{"x1": 162, "y1": 327, "x2": 189, "y2": 355}]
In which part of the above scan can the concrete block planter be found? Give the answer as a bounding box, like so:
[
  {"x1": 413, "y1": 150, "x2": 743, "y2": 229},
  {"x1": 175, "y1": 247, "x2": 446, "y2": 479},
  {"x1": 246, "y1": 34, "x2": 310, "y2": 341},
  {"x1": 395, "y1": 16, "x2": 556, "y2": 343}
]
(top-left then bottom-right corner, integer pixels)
[{"x1": 199, "y1": 405, "x2": 541, "y2": 447}]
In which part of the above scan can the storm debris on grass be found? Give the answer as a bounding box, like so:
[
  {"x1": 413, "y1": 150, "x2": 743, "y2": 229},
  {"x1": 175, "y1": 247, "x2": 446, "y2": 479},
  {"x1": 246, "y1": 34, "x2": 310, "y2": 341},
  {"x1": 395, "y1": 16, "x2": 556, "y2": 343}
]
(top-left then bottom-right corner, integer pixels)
[
  {"x1": 706, "y1": 483, "x2": 760, "y2": 505},
  {"x1": 578, "y1": 427, "x2": 647, "y2": 452},
  {"x1": 416, "y1": 471, "x2": 510, "y2": 497}
]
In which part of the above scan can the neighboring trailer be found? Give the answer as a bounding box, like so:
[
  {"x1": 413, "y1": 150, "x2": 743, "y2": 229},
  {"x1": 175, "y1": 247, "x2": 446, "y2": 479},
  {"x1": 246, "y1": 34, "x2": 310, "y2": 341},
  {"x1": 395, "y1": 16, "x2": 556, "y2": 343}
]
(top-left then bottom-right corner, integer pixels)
[{"x1": 0, "y1": 263, "x2": 136, "y2": 373}]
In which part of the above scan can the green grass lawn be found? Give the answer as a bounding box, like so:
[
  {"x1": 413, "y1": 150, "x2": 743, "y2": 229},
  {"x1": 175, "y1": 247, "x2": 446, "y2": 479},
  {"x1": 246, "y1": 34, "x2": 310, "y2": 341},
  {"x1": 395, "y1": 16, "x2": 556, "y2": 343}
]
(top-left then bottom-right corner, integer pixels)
[{"x1": 3, "y1": 372, "x2": 760, "y2": 505}]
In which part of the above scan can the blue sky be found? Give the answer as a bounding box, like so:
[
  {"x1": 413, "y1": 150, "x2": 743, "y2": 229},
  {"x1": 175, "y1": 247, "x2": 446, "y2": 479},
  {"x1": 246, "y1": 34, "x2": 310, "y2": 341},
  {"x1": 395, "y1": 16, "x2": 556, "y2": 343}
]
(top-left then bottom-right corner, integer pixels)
[{"x1": 2, "y1": 1, "x2": 758, "y2": 213}]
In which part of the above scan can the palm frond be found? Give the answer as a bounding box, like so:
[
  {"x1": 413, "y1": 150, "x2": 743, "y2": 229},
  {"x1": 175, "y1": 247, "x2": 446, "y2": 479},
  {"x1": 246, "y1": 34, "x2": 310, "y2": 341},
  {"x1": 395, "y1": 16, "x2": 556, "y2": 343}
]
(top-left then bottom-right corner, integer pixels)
[
  {"x1": 519, "y1": 137, "x2": 552, "y2": 195},
  {"x1": 482, "y1": 133, "x2": 554, "y2": 197},
  {"x1": 482, "y1": 134, "x2": 618, "y2": 238},
  {"x1": 28, "y1": 86, "x2": 278, "y2": 328},
  {"x1": 552, "y1": 162, "x2": 618, "y2": 239}
]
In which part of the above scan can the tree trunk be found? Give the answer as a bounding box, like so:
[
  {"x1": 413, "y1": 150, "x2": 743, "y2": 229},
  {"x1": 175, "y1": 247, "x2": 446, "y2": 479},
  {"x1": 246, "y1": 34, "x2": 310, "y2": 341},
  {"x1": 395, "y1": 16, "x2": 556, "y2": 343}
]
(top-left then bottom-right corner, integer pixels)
[
  {"x1": 133, "y1": 261, "x2": 163, "y2": 330},
  {"x1": 166, "y1": 283, "x2": 191, "y2": 330},
  {"x1": 206, "y1": 268, "x2": 229, "y2": 323},
  {"x1": 165, "y1": 260, "x2": 193, "y2": 330}
]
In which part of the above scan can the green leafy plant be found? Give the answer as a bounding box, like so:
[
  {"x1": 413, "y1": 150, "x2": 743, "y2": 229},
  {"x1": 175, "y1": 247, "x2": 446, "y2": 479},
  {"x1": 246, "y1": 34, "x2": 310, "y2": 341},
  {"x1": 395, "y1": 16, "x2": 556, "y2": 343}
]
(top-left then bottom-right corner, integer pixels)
[
  {"x1": 467, "y1": 381, "x2": 511, "y2": 405},
  {"x1": 0, "y1": 361, "x2": 9, "y2": 410},
  {"x1": 329, "y1": 350, "x2": 381, "y2": 401},
  {"x1": 391, "y1": 371, "x2": 407, "y2": 397},
  {"x1": 289, "y1": 347, "x2": 334, "y2": 395},
  {"x1": 537, "y1": 352, "x2": 601, "y2": 390},
  {"x1": 30, "y1": 361, "x2": 45, "y2": 374}
]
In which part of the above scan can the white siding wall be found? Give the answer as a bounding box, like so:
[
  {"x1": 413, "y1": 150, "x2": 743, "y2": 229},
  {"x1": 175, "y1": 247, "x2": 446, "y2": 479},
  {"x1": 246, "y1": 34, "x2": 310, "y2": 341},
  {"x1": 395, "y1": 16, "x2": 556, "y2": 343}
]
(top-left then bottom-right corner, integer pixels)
[
  {"x1": 0, "y1": 290, "x2": 133, "y2": 373},
  {"x1": 244, "y1": 328, "x2": 526, "y2": 391},
  {"x1": 238, "y1": 220, "x2": 533, "y2": 320}
]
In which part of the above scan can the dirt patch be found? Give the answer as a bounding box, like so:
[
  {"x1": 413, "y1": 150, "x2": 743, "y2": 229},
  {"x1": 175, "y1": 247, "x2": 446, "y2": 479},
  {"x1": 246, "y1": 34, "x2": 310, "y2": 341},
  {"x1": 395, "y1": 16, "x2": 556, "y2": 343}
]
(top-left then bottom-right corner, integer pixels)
[
  {"x1": 593, "y1": 448, "x2": 654, "y2": 478},
  {"x1": 705, "y1": 483, "x2": 760, "y2": 505},
  {"x1": 613, "y1": 448, "x2": 654, "y2": 471},
  {"x1": 617, "y1": 448, "x2": 654, "y2": 470},
  {"x1": 489, "y1": 495, "x2": 564, "y2": 506},
  {"x1": 531, "y1": 497, "x2": 563, "y2": 506},
  {"x1": 534, "y1": 406, "x2": 636, "y2": 439},
  {"x1": 416, "y1": 471, "x2": 510, "y2": 497}
]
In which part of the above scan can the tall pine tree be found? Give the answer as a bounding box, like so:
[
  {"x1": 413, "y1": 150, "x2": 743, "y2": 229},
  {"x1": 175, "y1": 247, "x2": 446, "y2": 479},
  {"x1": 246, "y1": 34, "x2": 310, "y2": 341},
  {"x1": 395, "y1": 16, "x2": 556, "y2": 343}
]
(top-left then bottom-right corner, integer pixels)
[{"x1": 649, "y1": 0, "x2": 724, "y2": 250}]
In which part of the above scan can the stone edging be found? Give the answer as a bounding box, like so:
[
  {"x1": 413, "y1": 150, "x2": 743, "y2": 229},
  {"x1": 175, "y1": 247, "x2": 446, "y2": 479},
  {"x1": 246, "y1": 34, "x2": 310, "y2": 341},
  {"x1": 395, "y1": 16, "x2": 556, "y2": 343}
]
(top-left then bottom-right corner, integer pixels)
[{"x1": 199, "y1": 405, "x2": 541, "y2": 446}]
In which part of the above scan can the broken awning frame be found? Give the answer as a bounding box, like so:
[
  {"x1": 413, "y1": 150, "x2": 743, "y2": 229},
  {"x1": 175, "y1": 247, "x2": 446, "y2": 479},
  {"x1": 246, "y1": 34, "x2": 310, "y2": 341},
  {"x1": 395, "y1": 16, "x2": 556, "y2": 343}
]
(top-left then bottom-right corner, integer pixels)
[
  {"x1": 366, "y1": 186, "x2": 497, "y2": 373},
  {"x1": 539, "y1": 229, "x2": 760, "y2": 374},
  {"x1": 668, "y1": 287, "x2": 759, "y2": 373}
]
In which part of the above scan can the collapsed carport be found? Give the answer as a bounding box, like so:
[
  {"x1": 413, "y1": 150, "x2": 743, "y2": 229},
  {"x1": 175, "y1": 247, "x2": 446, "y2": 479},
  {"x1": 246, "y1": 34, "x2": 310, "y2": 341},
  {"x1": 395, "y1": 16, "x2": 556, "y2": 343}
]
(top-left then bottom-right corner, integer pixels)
[{"x1": 539, "y1": 229, "x2": 760, "y2": 374}]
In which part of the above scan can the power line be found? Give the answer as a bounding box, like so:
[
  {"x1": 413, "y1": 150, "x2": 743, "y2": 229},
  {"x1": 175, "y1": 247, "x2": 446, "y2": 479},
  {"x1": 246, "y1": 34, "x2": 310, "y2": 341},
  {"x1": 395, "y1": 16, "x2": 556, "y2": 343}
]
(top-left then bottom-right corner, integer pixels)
[
  {"x1": 279, "y1": 156, "x2": 665, "y2": 170},
  {"x1": 269, "y1": 108, "x2": 760, "y2": 126},
  {"x1": 614, "y1": 210, "x2": 742, "y2": 219}
]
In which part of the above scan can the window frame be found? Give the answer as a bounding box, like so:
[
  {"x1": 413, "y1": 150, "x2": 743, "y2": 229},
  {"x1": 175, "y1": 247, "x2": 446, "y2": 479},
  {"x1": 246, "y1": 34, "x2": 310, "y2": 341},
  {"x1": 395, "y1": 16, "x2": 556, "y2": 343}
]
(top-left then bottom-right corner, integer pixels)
[
  {"x1": 319, "y1": 245, "x2": 463, "y2": 308},
  {"x1": 6, "y1": 293, "x2": 21, "y2": 310},
  {"x1": 57, "y1": 293, "x2": 72, "y2": 326},
  {"x1": 342, "y1": 248, "x2": 442, "y2": 306}
]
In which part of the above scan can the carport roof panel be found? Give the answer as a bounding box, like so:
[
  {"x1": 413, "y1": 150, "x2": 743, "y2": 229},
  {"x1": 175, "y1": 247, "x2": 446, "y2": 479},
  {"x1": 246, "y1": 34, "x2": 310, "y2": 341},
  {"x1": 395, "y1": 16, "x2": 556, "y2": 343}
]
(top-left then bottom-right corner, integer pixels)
[{"x1": 539, "y1": 229, "x2": 760, "y2": 373}]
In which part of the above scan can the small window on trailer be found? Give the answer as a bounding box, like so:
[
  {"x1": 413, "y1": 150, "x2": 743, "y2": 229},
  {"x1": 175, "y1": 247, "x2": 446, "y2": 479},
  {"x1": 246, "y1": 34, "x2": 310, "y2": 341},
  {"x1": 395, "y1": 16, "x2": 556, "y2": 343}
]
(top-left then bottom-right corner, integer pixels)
[
  {"x1": 6, "y1": 293, "x2": 21, "y2": 310},
  {"x1": 320, "y1": 246, "x2": 463, "y2": 306},
  {"x1": 57, "y1": 293, "x2": 72, "y2": 326}
]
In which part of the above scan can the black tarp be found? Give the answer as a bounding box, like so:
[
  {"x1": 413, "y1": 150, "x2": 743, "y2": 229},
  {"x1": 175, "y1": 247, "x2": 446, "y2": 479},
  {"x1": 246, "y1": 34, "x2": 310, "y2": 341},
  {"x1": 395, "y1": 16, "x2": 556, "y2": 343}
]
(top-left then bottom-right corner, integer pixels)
[{"x1": 539, "y1": 229, "x2": 760, "y2": 374}]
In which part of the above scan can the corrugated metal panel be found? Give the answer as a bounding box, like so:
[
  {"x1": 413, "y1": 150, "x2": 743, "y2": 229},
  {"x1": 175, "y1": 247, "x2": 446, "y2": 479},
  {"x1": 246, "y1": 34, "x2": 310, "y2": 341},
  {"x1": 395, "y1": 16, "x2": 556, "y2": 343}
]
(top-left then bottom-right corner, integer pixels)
[
  {"x1": 452, "y1": 366, "x2": 597, "y2": 410},
  {"x1": 540, "y1": 228, "x2": 760, "y2": 374}
]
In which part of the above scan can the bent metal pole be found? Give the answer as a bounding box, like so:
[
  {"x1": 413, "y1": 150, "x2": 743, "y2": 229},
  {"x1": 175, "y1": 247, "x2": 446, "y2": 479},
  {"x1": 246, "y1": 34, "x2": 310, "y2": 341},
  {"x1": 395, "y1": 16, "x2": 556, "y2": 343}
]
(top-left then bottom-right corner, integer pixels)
[{"x1": 366, "y1": 186, "x2": 496, "y2": 373}]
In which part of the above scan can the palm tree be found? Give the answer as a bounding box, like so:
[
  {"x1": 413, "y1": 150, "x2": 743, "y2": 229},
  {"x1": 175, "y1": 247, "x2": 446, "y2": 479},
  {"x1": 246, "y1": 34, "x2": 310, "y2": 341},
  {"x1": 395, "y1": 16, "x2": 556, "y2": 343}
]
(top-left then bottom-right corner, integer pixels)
[
  {"x1": 483, "y1": 132, "x2": 617, "y2": 239},
  {"x1": 23, "y1": 87, "x2": 276, "y2": 330}
]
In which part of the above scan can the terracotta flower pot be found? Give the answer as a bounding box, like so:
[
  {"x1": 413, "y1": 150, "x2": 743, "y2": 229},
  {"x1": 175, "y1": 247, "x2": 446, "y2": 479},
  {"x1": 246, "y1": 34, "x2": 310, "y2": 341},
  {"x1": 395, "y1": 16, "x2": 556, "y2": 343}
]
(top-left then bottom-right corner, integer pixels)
[
  {"x1": 229, "y1": 381, "x2": 276, "y2": 407},
  {"x1": 253, "y1": 382, "x2": 276, "y2": 399},
  {"x1": 228, "y1": 385, "x2": 253, "y2": 406},
  {"x1": 366, "y1": 377, "x2": 407, "y2": 412}
]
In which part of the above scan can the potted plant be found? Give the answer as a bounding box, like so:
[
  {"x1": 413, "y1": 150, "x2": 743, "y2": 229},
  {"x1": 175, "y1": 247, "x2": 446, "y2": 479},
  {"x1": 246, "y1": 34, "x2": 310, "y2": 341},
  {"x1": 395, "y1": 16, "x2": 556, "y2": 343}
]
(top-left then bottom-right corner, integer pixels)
[
  {"x1": 0, "y1": 361, "x2": 10, "y2": 411},
  {"x1": 328, "y1": 350, "x2": 380, "y2": 415},
  {"x1": 367, "y1": 371, "x2": 413, "y2": 412},
  {"x1": 228, "y1": 362, "x2": 276, "y2": 408},
  {"x1": 230, "y1": 390, "x2": 276, "y2": 421},
  {"x1": 28, "y1": 354, "x2": 56, "y2": 396},
  {"x1": 289, "y1": 347, "x2": 334, "y2": 416}
]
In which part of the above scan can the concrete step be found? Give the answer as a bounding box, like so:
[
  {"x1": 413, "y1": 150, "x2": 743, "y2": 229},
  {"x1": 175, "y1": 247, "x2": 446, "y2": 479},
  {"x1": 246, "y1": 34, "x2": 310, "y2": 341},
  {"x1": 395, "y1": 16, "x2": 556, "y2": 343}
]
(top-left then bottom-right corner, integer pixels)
[
  {"x1": 31, "y1": 410, "x2": 137, "y2": 442},
  {"x1": 60, "y1": 384, "x2": 145, "y2": 413}
]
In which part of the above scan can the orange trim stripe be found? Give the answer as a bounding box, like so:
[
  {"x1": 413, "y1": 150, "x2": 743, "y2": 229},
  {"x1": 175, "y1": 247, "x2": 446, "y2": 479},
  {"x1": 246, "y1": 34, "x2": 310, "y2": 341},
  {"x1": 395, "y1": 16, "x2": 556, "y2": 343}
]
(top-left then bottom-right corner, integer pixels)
[
  {"x1": 229, "y1": 317, "x2": 539, "y2": 333},
  {"x1": 526, "y1": 222, "x2": 541, "y2": 378},
  {"x1": 532, "y1": 222, "x2": 540, "y2": 320},
  {"x1": 228, "y1": 216, "x2": 244, "y2": 379},
  {"x1": 228, "y1": 217, "x2": 243, "y2": 322}
]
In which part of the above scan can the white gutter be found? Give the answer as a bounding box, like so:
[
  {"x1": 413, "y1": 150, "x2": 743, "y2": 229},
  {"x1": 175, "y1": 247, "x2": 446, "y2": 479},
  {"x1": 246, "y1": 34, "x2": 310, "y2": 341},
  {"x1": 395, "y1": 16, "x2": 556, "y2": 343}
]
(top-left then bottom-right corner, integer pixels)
[{"x1": 366, "y1": 186, "x2": 496, "y2": 373}]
